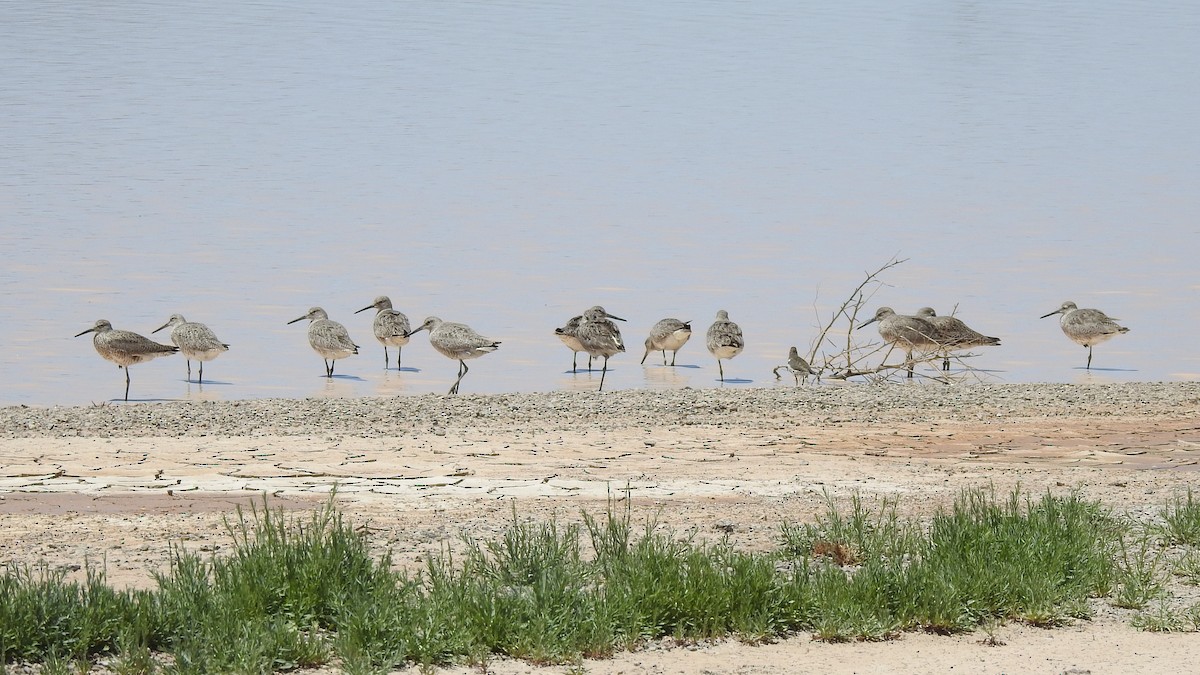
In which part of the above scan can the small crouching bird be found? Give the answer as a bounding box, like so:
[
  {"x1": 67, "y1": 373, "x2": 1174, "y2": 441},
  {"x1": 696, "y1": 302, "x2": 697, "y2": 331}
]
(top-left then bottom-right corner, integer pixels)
[{"x1": 773, "y1": 346, "x2": 814, "y2": 384}]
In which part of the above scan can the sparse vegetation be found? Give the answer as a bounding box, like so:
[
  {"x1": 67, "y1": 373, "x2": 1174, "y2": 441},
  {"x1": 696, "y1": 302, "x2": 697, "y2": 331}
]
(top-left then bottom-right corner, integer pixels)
[
  {"x1": 3, "y1": 488, "x2": 1200, "y2": 672},
  {"x1": 1160, "y1": 488, "x2": 1200, "y2": 546},
  {"x1": 1112, "y1": 531, "x2": 1170, "y2": 610},
  {"x1": 1131, "y1": 599, "x2": 1190, "y2": 632}
]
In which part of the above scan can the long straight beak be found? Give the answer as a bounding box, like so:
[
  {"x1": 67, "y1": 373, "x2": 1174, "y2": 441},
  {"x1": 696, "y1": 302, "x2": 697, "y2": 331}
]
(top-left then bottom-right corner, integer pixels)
[
  {"x1": 354, "y1": 305, "x2": 375, "y2": 314},
  {"x1": 606, "y1": 313, "x2": 626, "y2": 322},
  {"x1": 1039, "y1": 310, "x2": 1060, "y2": 319},
  {"x1": 403, "y1": 326, "x2": 428, "y2": 339},
  {"x1": 287, "y1": 316, "x2": 306, "y2": 325},
  {"x1": 151, "y1": 322, "x2": 170, "y2": 334},
  {"x1": 74, "y1": 328, "x2": 95, "y2": 337},
  {"x1": 857, "y1": 317, "x2": 877, "y2": 330}
]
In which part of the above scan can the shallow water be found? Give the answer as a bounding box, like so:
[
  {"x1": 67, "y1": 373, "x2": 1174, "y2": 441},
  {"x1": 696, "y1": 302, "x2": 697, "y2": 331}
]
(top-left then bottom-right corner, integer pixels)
[{"x1": 2, "y1": 0, "x2": 1198, "y2": 406}]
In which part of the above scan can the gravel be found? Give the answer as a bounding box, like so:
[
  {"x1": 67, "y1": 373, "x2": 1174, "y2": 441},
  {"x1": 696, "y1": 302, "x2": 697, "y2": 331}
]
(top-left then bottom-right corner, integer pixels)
[{"x1": 3, "y1": 382, "x2": 1198, "y2": 439}]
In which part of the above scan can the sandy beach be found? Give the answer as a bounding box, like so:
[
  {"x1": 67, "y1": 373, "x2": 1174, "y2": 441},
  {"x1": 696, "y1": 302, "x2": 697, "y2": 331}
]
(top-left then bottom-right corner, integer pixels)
[{"x1": 3, "y1": 382, "x2": 1200, "y2": 673}]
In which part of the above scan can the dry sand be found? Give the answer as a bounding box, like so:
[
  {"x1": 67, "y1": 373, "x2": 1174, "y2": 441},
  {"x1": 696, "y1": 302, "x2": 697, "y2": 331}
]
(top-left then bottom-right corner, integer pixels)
[{"x1": 3, "y1": 383, "x2": 1200, "y2": 673}]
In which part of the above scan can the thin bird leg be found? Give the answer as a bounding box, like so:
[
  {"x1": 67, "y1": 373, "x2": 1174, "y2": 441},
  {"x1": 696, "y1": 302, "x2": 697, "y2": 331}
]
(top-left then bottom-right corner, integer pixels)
[
  {"x1": 906, "y1": 350, "x2": 915, "y2": 379},
  {"x1": 396, "y1": 347, "x2": 402, "y2": 369},
  {"x1": 573, "y1": 352, "x2": 579, "y2": 373},
  {"x1": 384, "y1": 346, "x2": 389, "y2": 369},
  {"x1": 661, "y1": 350, "x2": 667, "y2": 366},
  {"x1": 186, "y1": 359, "x2": 192, "y2": 381},
  {"x1": 1086, "y1": 346, "x2": 1093, "y2": 370},
  {"x1": 670, "y1": 350, "x2": 677, "y2": 366},
  {"x1": 718, "y1": 359, "x2": 725, "y2": 382},
  {"x1": 123, "y1": 367, "x2": 131, "y2": 402},
  {"x1": 588, "y1": 355, "x2": 594, "y2": 370},
  {"x1": 449, "y1": 360, "x2": 469, "y2": 395},
  {"x1": 199, "y1": 361, "x2": 204, "y2": 384},
  {"x1": 598, "y1": 356, "x2": 609, "y2": 391}
]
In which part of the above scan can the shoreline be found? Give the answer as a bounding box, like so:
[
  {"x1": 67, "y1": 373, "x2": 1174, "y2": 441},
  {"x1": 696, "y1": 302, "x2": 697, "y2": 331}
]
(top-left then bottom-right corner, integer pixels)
[{"x1": 3, "y1": 381, "x2": 1199, "y2": 439}]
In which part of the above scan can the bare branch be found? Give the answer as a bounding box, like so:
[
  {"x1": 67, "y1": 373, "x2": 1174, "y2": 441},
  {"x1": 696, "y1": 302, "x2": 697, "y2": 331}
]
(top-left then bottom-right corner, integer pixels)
[{"x1": 801, "y1": 257, "x2": 998, "y2": 385}]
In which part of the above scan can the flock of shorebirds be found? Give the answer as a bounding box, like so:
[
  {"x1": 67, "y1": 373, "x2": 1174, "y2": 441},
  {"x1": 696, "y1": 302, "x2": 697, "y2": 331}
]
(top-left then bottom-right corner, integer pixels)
[{"x1": 74, "y1": 296, "x2": 1130, "y2": 401}]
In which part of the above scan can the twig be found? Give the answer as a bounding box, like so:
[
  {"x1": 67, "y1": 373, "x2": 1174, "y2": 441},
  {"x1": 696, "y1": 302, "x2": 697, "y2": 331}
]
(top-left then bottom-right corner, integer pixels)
[
  {"x1": 803, "y1": 257, "x2": 997, "y2": 385},
  {"x1": 806, "y1": 256, "x2": 907, "y2": 371}
]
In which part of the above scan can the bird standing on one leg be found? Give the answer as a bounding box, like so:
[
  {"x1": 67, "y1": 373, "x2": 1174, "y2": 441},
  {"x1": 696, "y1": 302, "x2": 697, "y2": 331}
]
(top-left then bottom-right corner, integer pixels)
[
  {"x1": 706, "y1": 310, "x2": 744, "y2": 382},
  {"x1": 554, "y1": 314, "x2": 590, "y2": 373},
  {"x1": 76, "y1": 319, "x2": 178, "y2": 401},
  {"x1": 1040, "y1": 300, "x2": 1129, "y2": 370}
]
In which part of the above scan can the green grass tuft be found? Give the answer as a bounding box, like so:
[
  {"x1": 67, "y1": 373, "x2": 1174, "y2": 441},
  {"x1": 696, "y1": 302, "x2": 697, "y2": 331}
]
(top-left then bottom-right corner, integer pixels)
[
  {"x1": 779, "y1": 487, "x2": 1119, "y2": 637},
  {"x1": 1160, "y1": 489, "x2": 1200, "y2": 546}
]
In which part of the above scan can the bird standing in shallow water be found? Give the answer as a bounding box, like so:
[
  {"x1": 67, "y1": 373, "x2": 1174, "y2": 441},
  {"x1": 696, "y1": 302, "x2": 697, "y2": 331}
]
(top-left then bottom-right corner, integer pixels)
[
  {"x1": 287, "y1": 307, "x2": 359, "y2": 377},
  {"x1": 773, "y1": 346, "x2": 813, "y2": 384},
  {"x1": 858, "y1": 307, "x2": 940, "y2": 378},
  {"x1": 706, "y1": 310, "x2": 744, "y2": 382},
  {"x1": 152, "y1": 314, "x2": 229, "y2": 383},
  {"x1": 554, "y1": 314, "x2": 590, "y2": 373},
  {"x1": 405, "y1": 316, "x2": 500, "y2": 394},
  {"x1": 574, "y1": 306, "x2": 626, "y2": 391},
  {"x1": 914, "y1": 307, "x2": 1000, "y2": 371},
  {"x1": 1040, "y1": 300, "x2": 1129, "y2": 369},
  {"x1": 76, "y1": 319, "x2": 178, "y2": 401},
  {"x1": 641, "y1": 318, "x2": 692, "y2": 366},
  {"x1": 355, "y1": 296, "x2": 410, "y2": 370}
]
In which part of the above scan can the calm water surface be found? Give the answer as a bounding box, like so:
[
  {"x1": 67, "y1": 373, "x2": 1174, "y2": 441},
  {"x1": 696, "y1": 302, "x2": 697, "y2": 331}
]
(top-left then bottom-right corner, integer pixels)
[{"x1": 2, "y1": 1, "x2": 1198, "y2": 406}]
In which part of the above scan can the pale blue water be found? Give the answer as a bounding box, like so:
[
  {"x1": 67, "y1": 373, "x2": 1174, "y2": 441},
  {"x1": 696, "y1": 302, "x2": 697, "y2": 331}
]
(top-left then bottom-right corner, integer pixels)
[{"x1": 2, "y1": 0, "x2": 1198, "y2": 406}]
